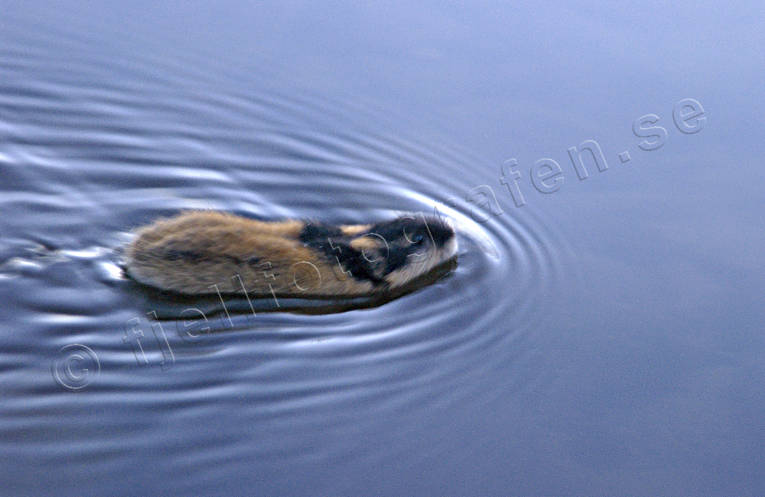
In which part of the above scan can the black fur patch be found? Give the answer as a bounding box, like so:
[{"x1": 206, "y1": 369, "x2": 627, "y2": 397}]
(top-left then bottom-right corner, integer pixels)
[
  {"x1": 371, "y1": 216, "x2": 453, "y2": 249},
  {"x1": 369, "y1": 216, "x2": 455, "y2": 275},
  {"x1": 299, "y1": 223, "x2": 383, "y2": 284},
  {"x1": 384, "y1": 246, "x2": 410, "y2": 274}
]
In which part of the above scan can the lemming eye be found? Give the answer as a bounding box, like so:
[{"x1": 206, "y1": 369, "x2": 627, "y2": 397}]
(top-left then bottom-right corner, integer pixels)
[{"x1": 411, "y1": 233, "x2": 424, "y2": 245}]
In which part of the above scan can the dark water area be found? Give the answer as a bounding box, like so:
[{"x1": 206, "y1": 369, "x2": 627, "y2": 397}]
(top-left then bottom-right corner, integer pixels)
[{"x1": 1, "y1": 1, "x2": 764, "y2": 495}]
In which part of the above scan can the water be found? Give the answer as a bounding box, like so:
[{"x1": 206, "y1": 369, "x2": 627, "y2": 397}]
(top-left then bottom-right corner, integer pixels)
[{"x1": 1, "y1": 1, "x2": 764, "y2": 495}]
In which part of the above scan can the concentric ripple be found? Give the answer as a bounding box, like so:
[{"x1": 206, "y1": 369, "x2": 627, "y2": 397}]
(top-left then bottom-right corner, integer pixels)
[{"x1": 0, "y1": 7, "x2": 575, "y2": 492}]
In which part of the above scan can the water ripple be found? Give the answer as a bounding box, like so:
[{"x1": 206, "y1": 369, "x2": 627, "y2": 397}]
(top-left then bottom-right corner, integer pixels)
[{"x1": 0, "y1": 11, "x2": 575, "y2": 489}]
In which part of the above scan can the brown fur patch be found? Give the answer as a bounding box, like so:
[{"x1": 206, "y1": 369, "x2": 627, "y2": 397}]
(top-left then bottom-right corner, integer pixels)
[
  {"x1": 349, "y1": 235, "x2": 382, "y2": 251},
  {"x1": 125, "y1": 211, "x2": 376, "y2": 295},
  {"x1": 340, "y1": 224, "x2": 371, "y2": 236}
]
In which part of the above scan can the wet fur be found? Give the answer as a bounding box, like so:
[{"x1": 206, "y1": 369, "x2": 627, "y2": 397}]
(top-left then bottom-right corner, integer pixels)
[{"x1": 124, "y1": 211, "x2": 457, "y2": 297}]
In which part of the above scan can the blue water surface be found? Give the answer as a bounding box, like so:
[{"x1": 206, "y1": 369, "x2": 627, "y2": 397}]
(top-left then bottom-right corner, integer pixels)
[{"x1": 1, "y1": 1, "x2": 764, "y2": 495}]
